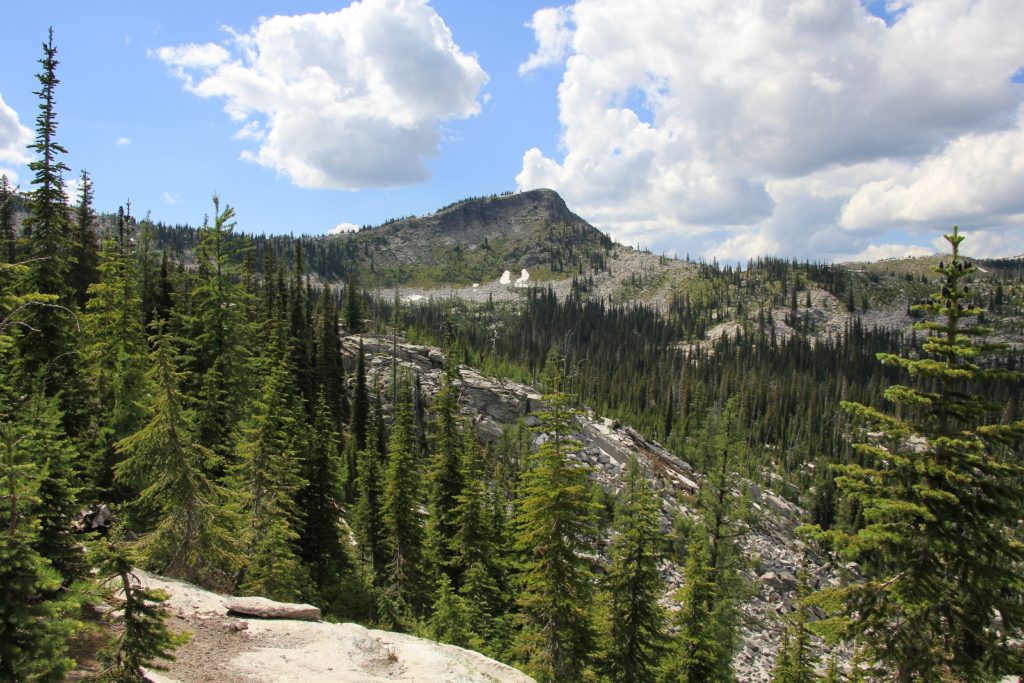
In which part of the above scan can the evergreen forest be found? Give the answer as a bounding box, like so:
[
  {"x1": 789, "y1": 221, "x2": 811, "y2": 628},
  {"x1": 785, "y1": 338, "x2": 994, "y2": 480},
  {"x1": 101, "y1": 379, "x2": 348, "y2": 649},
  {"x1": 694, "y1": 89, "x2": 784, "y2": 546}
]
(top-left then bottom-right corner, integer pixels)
[{"x1": 2, "y1": 30, "x2": 1023, "y2": 683}]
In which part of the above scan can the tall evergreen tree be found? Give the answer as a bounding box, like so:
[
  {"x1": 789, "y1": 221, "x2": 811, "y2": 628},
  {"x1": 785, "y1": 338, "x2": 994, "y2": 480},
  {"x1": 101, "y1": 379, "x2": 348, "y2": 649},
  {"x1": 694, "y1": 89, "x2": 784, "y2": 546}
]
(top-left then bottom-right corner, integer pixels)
[
  {"x1": 0, "y1": 174, "x2": 16, "y2": 263},
  {"x1": 512, "y1": 347, "x2": 599, "y2": 682},
  {"x1": 232, "y1": 352, "x2": 309, "y2": 601},
  {"x1": 295, "y1": 390, "x2": 351, "y2": 612},
  {"x1": 70, "y1": 169, "x2": 98, "y2": 309},
  {"x1": 83, "y1": 216, "x2": 148, "y2": 497},
  {"x1": 350, "y1": 339, "x2": 369, "y2": 451},
  {"x1": 810, "y1": 226, "x2": 1024, "y2": 681},
  {"x1": 353, "y1": 399, "x2": 387, "y2": 593},
  {"x1": 343, "y1": 275, "x2": 364, "y2": 333},
  {"x1": 601, "y1": 456, "x2": 667, "y2": 683},
  {"x1": 379, "y1": 377, "x2": 428, "y2": 629},
  {"x1": 20, "y1": 28, "x2": 76, "y2": 389},
  {"x1": 114, "y1": 326, "x2": 240, "y2": 590},
  {"x1": 425, "y1": 366, "x2": 464, "y2": 580}
]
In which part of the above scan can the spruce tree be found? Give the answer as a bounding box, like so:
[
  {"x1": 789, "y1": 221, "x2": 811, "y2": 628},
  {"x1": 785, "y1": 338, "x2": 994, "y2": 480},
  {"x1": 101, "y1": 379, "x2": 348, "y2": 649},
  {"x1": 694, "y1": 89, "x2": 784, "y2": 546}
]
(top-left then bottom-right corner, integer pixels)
[
  {"x1": 379, "y1": 377, "x2": 428, "y2": 629},
  {"x1": 512, "y1": 347, "x2": 599, "y2": 682},
  {"x1": 83, "y1": 218, "x2": 148, "y2": 497},
  {"x1": 353, "y1": 399, "x2": 387, "y2": 593},
  {"x1": 343, "y1": 275, "x2": 363, "y2": 333},
  {"x1": 92, "y1": 538, "x2": 188, "y2": 681},
  {"x1": 70, "y1": 169, "x2": 98, "y2": 309},
  {"x1": 296, "y1": 391, "x2": 351, "y2": 612},
  {"x1": 810, "y1": 226, "x2": 1024, "y2": 681},
  {"x1": 425, "y1": 366, "x2": 464, "y2": 581},
  {"x1": 21, "y1": 28, "x2": 74, "y2": 382},
  {"x1": 232, "y1": 352, "x2": 309, "y2": 601},
  {"x1": 601, "y1": 456, "x2": 667, "y2": 683},
  {"x1": 0, "y1": 174, "x2": 16, "y2": 263},
  {"x1": 114, "y1": 326, "x2": 240, "y2": 590}
]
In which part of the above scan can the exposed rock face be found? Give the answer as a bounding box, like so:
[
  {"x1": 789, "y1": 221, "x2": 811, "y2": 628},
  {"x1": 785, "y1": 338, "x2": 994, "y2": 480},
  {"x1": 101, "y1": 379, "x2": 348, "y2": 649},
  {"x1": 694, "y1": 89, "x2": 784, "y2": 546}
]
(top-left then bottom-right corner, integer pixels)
[
  {"x1": 225, "y1": 596, "x2": 321, "y2": 621},
  {"x1": 136, "y1": 571, "x2": 534, "y2": 683},
  {"x1": 342, "y1": 333, "x2": 837, "y2": 681}
]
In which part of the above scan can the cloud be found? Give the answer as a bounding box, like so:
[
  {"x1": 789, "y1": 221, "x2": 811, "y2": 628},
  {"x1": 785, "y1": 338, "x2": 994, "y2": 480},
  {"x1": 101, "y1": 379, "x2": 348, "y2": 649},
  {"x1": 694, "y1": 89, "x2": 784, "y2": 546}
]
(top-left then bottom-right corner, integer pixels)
[
  {"x1": 328, "y1": 221, "x2": 360, "y2": 234},
  {"x1": 156, "y1": 0, "x2": 488, "y2": 190},
  {"x1": 843, "y1": 243, "x2": 935, "y2": 262},
  {"x1": 517, "y1": 0, "x2": 1024, "y2": 261},
  {"x1": 162, "y1": 191, "x2": 182, "y2": 204},
  {"x1": 519, "y1": 6, "x2": 574, "y2": 75},
  {"x1": 116, "y1": 137, "x2": 132, "y2": 146},
  {"x1": 0, "y1": 92, "x2": 32, "y2": 168}
]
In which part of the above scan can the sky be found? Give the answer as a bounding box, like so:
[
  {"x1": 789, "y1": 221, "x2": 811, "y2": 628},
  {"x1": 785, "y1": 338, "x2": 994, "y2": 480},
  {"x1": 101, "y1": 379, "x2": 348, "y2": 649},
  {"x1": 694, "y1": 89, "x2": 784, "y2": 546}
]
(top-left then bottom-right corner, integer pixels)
[{"x1": 1, "y1": 0, "x2": 1023, "y2": 263}]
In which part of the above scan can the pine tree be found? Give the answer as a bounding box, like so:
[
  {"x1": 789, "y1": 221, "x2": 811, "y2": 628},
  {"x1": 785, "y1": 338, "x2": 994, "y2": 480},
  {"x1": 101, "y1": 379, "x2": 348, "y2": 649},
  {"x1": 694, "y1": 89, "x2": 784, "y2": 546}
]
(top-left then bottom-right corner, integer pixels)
[
  {"x1": 21, "y1": 28, "x2": 75, "y2": 382},
  {"x1": 296, "y1": 391, "x2": 351, "y2": 612},
  {"x1": 92, "y1": 538, "x2": 189, "y2": 682},
  {"x1": 601, "y1": 456, "x2": 667, "y2": 683},
  {"x1": 0, "y1": 174, "x2": 16, "y2": 263},
  {"x1": 232, "y1": 352, "x2": 309, "y2": 601},
  {"x1": 83, "y1": 216, "x2": 148, "y2": 497},
  {"x1": 512, "y1": 347, "x2": 599, "y2": 682},
  {"x1": 425, "y1": 367, "x2": 464, "y2": 580},
  {"x1": 343, "y1": 275, "x2": 363, "y2": 333},
  {"x1": 770, "y1": 568, "x2": 817, "y2": 683},
  {"x1": 379, "y1": 377, "x2": 428, "y2": 629},
  {"x1": 114, "y1": 326, "x2": 240, "y2": 590},
  {"x1": 70, "y1": 169, "x2": 98, "y2": 309},
  {"x1": 810, "y1": 226, "x2": 1024, "y2": 681},
  {"x1": 353, "y1": 399, "x2": 387, "y2": 593}
]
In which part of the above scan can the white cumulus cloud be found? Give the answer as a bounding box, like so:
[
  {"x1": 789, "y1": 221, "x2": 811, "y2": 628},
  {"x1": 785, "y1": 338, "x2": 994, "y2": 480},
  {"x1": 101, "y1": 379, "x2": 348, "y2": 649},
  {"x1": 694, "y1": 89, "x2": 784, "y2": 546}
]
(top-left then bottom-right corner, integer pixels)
[
  {"x1": 517, "y1": 0, "x2": 1024, "y2": 261},
  {"x1": 116, "y1": 137, "x2": 132, "y2": 146},
  {"x1": 0, "y1": 92, "x2": 32, "y2": 176},
  {"x1": 156, "y1": 0, "x2": 488, "y2": 190}
]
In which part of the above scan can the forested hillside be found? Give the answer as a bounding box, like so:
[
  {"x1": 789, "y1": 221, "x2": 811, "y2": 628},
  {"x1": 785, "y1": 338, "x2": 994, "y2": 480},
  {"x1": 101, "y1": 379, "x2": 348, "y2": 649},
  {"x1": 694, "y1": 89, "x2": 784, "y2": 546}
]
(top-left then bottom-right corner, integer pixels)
[{"x1": 3, "y1": 31, "x2": 1023, "y2": 683}]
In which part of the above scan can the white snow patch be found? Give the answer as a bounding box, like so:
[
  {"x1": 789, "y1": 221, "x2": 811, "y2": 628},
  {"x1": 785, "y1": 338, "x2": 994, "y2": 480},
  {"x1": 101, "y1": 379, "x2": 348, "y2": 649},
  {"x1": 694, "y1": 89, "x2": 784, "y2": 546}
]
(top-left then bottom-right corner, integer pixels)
[
  {"x1": 499, "y1": 270, "x2": 511, "y2": 284},
  {"x1": 404, "y1": 294, "x2": 426, "y2": 302},
  {"x1": 514, "y1": 269, "x2": 530, "y2": 287},
  {"x1": 472, "y1": 283, "x2": 479, "y2": 288}
]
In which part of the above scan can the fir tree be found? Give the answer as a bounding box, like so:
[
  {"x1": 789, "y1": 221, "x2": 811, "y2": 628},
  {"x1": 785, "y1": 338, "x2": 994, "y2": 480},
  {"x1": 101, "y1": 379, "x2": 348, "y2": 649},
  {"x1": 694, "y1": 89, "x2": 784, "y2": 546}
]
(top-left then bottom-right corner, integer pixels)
[
  {"x1": 353, "y1": 399, "x2": 387, "y2": 594},
  {"x1": 92, "y1": 538, "x2": 189, "y2": 682},
  {"x1": 296, "y1": 391, "x2": 351, "y2": 612},
  {"x1": 343, "y1": 275, "x2": 364, "y2": 333},
  {"x1": 83, "y1": 217, "x2": 148, "y2": 497},
  {"x1": 427, "y1": 573, "x2": 480, "y2": 650},
  {"x1": 770, "y1": 567, "x2": 817, "y2": 683},
  {"x1": 601, "y1": 456, "x2": 667, "y2": 683},
  {"x1": 20, "y1": 28, "x2": 79, "y2": 408},
  {"x1": 379, "y1": 377, "x2": 428, "y2": 629},
  {"x1": 425, "y1": 367, "x2": 464, "y2": 581},
  {"x1": 70, "y1": 169, "x2": 98, "y2": 309},
  {"x1": 0, "y1": 174, "x2": 16, "y2": 263},
  {"x1": 232, "y1": 352, "x2": 309, "y2": 601},
  {"x1": 810, "y1": 226, "x2": 1024, "y2": 681},
  {"x1": 512, "y1": 347, "x2": 599, "y2": 682},
  {"x1": 351, "y1": 340, "x2": 369, "y2": 451},
  {"x1": 114, "y1": 326, "x2": 240, "y2": 590}
]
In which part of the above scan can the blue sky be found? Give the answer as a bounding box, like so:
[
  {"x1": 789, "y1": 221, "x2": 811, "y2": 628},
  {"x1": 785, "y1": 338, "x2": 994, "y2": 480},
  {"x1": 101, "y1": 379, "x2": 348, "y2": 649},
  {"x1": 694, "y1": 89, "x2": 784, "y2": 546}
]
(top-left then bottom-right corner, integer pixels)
[{"x1": 1, "y1": 1, "x2": 1023, "y2": 262}]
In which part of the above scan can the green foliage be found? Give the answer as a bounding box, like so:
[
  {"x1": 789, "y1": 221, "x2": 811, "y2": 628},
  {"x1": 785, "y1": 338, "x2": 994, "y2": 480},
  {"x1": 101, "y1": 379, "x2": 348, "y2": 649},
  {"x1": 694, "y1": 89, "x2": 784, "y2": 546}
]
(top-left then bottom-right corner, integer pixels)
[
  {"x1": 232, "y1": 352, "x2": 310, "y2": 601},
  {"x1": 114, "y1": 327, "x2": 241, "y2": 590},
  {"x1": 770, "y1": 568, "x2": 817, "y2": 683},
  {"x1": 379, "y1": 377, "x2": 428, "y2": 629},
  {"x1": 600, "y1": 456, "x2": 668, "y2": 683},
  {"x1": 92, "y1": 538, "x2": 189, "y2": 681},
  {"x1": 512, "y1": 347, "x2": 599, "y2": 682},
  {"x1": 810, "y1": 227, "x2": 1024, "y2": 681}
]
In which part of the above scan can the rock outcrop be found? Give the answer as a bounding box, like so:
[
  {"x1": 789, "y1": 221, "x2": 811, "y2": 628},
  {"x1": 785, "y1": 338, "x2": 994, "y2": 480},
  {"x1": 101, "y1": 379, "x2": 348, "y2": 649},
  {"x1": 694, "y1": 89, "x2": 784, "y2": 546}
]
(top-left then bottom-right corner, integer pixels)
[
  {"x1": 342, "y1": 333, "x2": 837, "y2": 681},
  {"x1": 136, "y1": 571, "x2": 533, "y2": 683}
]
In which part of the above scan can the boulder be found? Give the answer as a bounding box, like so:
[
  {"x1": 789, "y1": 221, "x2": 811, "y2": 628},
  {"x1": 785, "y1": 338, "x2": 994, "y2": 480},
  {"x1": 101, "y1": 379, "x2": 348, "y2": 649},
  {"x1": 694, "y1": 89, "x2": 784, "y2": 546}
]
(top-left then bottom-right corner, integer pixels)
[{"x1": 225, "y1": 596, "x2": 321, "y2": 621}]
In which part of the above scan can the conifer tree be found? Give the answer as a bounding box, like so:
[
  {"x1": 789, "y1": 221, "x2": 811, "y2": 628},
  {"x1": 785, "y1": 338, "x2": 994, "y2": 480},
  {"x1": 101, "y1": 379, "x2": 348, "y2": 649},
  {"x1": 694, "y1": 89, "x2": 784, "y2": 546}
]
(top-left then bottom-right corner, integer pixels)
[
  {"x1": 512, "y1": 347, "x2": 599, "y2": 682},
  {"x1": 770, "y1": 568, "x2": 817, "y2": 683},
  {"x1": 0, "y1": 174, "x2": 16, "y2": 263},
  {"x1": 83, "y1": 216, "x2": 148, "y2": 497},
  {"x1": 425, "y1": 365, "x2": 464, "y2": 580},
  {"x1": 601, "y1": 456, "x2": 667, "y2": 683},
  {"x1": 353, "y1": 399, "x2": 387, "y2": 593},
  {"x1": 379, "y1": 377, "x2": 428, "y2": 629},
  {"x1": 810, "y1": 226, "x2": 1024, "y2": 681},
  {"x1": 351, "y1": 340, "x2": 369, "y2": 451},
  {"x1": 343, "y1": 275, "x2": 364, "y2": 333},
  {"x1": 314, "y1": 283, "x2": 348, "y2": 430},
  {"x1": 232, "y1": 352, "x2": 309, "y2": 601},
  {"x1": 427, "y1": 573, "x2": 479, "y2": 650},
  {"x1": 296, "y1": 391, "x2": 351, "y2": 612},
  {"x1": 70, "y1": 169, "x2": 98, "y2": 309},
  {"x1": 93, "y1": 538, "x2": 188, "y2": 681},
  {"x1": 114, "y1": 326, "x2": 240, "y2": 590},
  {"x1": 20, "y1": 28, "x2": 77, "y2": 395}
]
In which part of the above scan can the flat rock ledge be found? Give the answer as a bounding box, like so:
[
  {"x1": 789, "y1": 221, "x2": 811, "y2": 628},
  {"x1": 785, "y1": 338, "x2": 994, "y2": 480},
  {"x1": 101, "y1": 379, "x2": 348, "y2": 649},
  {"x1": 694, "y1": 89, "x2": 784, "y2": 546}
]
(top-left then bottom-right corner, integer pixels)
[{"x1": 225, "y1": 596, "x2": 321, "y2": 621}]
